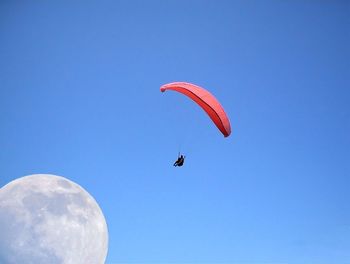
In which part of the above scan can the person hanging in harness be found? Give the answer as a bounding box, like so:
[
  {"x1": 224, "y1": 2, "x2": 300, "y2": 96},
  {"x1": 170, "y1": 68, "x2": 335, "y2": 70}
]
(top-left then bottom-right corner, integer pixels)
[{"x1": 173, "y1": 154, "x2": 185, "y2": 167}]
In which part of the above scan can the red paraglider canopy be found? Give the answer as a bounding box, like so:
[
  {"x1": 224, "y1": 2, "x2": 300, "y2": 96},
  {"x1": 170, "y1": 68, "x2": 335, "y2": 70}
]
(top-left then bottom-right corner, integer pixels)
[{"x1": 160, "y1": 82, "x2": 231, "y2": 137}]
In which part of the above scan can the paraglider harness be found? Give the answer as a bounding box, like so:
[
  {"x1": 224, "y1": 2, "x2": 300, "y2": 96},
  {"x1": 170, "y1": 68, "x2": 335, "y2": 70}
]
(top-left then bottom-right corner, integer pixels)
[{"x1": 173, "y1": 154, "x2": 185, "y2": 167}]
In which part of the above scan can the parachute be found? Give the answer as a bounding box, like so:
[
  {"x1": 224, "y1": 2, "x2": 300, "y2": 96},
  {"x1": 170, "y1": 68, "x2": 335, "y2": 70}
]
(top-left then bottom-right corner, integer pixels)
[{"x1": 160, "y1": 82, "x2": 231, "y2": 137}]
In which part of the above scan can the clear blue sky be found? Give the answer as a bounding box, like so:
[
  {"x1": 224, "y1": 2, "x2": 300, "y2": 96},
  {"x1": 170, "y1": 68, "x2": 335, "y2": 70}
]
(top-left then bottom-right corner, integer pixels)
[{"x1": 1, "y1": 1, "x2": 349, "y2": 263}]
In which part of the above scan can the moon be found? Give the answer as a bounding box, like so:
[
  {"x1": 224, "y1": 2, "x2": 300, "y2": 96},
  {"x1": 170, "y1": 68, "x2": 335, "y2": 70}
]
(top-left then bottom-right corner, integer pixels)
[{"x1": 0, "y1": 174, "x2": 108, "y2": 264}]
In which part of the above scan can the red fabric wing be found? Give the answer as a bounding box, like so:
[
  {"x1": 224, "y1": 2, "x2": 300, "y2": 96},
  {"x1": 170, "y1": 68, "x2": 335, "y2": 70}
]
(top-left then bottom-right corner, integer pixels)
[{"x1": 160, "y1": 82, "x2": 231, "y2": 137}]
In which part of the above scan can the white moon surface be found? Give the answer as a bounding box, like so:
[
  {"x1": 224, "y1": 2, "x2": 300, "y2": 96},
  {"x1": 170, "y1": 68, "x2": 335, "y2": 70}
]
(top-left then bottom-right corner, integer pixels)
[{"x1": 0, "y1": 174, "x2": 108, "y2": 264}]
